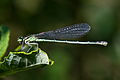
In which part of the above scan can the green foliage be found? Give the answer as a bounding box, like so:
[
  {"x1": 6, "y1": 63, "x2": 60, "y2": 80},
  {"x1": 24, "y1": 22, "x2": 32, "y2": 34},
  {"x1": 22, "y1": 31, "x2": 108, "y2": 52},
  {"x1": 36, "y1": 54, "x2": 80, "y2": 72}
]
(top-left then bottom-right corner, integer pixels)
[
  {"x1": 0, "y1": 25, "x2": 10, "y2": 60},
  {"x1": 0, "y1": 26, "x2": 53, "y2": 77}
]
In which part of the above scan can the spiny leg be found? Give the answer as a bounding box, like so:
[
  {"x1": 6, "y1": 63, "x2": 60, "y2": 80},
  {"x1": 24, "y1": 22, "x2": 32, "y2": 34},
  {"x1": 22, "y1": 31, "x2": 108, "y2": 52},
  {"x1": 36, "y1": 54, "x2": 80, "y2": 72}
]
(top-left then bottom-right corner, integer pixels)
[
  {"x1": 26, "y1": 42, "x2": 38, "y2": 52},
  {"x1": 21, "y1": 41, "x2": 26, "y2": 51}
]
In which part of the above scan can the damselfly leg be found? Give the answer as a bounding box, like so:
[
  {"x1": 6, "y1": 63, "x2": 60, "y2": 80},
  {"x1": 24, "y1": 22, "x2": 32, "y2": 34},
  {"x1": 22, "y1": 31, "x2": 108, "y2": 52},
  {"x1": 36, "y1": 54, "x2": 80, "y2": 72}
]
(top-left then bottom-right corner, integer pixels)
[{"x1": 25, "y1": 42, "x2": 39, "y2": 53}]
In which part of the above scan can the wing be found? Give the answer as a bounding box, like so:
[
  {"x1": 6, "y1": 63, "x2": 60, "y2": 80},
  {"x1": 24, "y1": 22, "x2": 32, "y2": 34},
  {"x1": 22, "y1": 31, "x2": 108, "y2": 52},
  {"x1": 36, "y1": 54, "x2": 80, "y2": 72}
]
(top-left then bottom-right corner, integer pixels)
[{"x1": 35, "y1": 23, "x2": 91, "y2": 39}]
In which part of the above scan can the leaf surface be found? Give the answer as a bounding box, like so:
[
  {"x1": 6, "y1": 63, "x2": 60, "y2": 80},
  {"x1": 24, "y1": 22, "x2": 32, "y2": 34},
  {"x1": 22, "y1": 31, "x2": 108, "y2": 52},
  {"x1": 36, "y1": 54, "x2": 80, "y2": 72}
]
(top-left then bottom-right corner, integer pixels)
[{"x1": 0, "y1": 25, "x2": 10, "y2": 60}]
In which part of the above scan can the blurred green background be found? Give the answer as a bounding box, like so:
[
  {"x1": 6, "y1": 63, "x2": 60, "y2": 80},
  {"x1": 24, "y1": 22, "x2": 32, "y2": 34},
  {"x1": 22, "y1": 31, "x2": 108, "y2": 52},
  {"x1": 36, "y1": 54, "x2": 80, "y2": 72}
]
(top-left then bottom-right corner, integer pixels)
[{"x1": 0, "y1": 0, "x2": 120, "y2": 80}]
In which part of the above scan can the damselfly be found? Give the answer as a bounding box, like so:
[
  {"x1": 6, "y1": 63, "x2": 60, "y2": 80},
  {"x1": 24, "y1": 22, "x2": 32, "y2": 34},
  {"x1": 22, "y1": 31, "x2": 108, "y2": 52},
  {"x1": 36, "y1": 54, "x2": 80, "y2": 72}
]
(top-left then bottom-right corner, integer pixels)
[{"x1": 18, "y1": 23, "x2": 108, "y2": 51}]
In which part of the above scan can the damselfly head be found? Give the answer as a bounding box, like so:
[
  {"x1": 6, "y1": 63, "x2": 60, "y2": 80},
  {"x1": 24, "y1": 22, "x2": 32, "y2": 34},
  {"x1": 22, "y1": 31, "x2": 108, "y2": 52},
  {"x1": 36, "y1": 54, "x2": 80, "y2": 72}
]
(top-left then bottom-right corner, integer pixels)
[{"x1": 17, "y1": 36, "x2": 24, "y2": 43}]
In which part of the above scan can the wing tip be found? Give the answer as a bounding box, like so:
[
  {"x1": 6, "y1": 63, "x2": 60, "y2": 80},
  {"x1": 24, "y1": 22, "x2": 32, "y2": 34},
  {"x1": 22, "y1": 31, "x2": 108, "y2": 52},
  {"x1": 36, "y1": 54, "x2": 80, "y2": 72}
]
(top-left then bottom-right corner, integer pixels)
[{"x1": 80, "y1": 23, "x2": 91, "y2": 31}]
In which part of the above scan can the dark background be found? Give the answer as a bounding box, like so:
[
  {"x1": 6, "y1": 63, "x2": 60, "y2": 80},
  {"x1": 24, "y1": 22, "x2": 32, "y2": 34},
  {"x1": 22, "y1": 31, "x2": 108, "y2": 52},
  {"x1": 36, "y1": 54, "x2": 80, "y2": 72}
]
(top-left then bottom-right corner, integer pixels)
[{"x1": 0, "y1": 0, "x2": 120, "y2": 80}]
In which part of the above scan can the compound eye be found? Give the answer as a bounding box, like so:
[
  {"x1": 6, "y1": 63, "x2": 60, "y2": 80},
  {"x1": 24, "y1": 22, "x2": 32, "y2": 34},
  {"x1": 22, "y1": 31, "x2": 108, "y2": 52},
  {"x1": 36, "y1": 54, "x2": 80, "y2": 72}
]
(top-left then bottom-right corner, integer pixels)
[
  {"x1": 18, "y1": 36, "x2": 24, "y2": 42},
  {"x1": 19, "y1": 36, "x2": 23, "y2": 39}
]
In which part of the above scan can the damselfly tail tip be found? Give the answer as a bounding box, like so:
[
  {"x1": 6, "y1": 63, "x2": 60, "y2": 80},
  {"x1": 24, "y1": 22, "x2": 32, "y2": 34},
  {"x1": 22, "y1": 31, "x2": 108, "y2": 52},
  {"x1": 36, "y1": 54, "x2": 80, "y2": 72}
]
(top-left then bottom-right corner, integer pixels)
[{"x1": 99, "y1": 41, "x2": 108, "y2": 46}]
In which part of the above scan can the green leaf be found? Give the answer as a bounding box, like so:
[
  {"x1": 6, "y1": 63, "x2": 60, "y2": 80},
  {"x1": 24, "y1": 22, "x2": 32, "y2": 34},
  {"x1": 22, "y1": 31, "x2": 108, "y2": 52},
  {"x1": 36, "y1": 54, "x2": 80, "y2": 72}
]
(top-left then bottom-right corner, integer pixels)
[
  {"x1": 0, "y1": 45, "x2": 54, "y2": 77},
  {"x1": 0, "y1": 25, "x2": 53, "y2": 77},
  {"x1": 0, "y1": 25, "x2": 10, "y2": 60}
]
